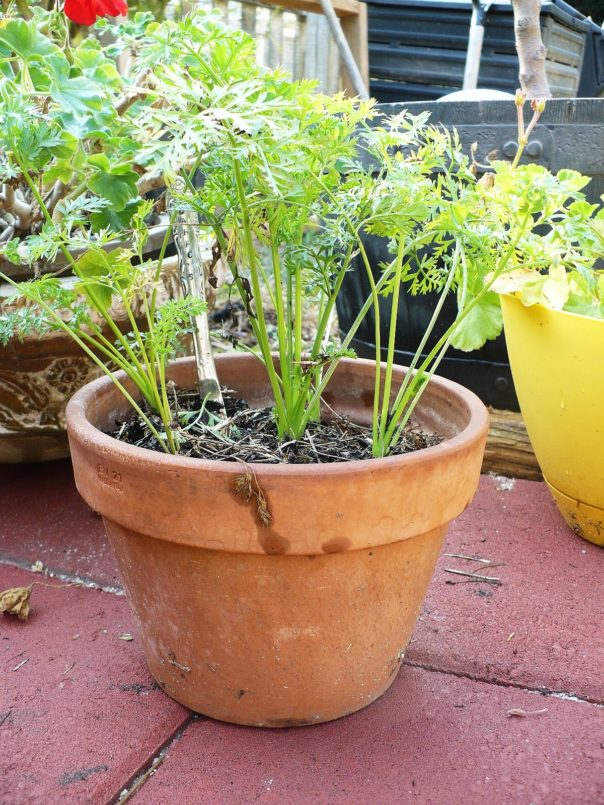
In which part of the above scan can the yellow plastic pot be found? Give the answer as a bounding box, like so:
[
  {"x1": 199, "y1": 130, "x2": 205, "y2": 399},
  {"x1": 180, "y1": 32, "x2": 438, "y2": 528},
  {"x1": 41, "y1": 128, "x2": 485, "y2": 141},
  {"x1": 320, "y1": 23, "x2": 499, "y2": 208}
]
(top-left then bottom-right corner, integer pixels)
[{"x1": 501, "y1": 294, "x2": 604, "y2": 546}]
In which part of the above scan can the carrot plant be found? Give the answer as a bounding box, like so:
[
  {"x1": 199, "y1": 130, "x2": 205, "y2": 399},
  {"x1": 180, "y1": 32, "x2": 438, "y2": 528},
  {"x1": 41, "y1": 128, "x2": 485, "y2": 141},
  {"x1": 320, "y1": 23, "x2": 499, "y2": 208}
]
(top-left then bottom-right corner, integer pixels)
[{"x1": 1, "y1": 10, "x2": 601, "y2": 458}]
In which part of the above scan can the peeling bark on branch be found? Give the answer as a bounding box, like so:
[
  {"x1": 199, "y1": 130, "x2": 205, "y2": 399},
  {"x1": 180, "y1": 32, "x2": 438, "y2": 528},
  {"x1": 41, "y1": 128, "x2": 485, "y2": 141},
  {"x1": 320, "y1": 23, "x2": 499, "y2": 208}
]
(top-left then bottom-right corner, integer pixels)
[
  {"x1": 116, "y1": 90, "x2": 148, "y2": 116},
  {"x1": 115, "y1": 71, "x2": 151, "y2": 116},
  {"x1": 46, "y1": 181, "x2": 69, "y2": 217},
  {"x1": 511, "y1": 0, "x2": 551, "y2": 98},
  {"x1": 136, "y1": 170, "x2": 165, "y2": 196},
  {"x1": 0, "y1": 185, "x2": 34, "y2": 231}
]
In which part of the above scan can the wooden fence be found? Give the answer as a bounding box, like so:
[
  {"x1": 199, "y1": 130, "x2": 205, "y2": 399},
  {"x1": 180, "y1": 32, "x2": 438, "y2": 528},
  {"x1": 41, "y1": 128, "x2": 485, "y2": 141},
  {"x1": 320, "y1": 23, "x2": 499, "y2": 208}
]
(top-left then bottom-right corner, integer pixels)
[{"x1": 170, "y1": 0, "x2": 342, "y2": 94}]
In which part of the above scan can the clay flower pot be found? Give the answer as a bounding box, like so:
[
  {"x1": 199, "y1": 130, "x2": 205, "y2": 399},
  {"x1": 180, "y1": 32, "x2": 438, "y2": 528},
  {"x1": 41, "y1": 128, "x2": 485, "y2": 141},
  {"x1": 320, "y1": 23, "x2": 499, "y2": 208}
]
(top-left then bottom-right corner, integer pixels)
[{"x1": 66, "y1": 354, "x2": 488, "y2": 726}]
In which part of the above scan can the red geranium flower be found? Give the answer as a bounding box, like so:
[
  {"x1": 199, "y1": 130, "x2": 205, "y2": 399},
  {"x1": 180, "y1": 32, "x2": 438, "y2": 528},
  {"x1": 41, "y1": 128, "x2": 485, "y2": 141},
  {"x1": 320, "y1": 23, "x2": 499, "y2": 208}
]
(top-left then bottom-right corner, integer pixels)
[{"x1": 64, "y1": 0, "x2": 128, "y2": 26}]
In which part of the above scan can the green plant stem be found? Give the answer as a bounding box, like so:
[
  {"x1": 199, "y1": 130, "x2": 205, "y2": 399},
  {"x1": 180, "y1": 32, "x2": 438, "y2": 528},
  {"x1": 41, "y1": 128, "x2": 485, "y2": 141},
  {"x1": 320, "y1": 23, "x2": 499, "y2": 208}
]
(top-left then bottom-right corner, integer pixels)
[
  {"x1": 268, "y1": 219, "x2": 292, "y2": 413},
  {"x1": 293, "y1": 228, "x2": 437, "y2": 437},
  {"x1": 156, "y1": 356, "x2": 177, "y2": 453},
  {"x1": 306, "y1": 170, "x2": 382, "y2": 443},
  {"x1": 295, "y1": 255, "x2": 399, "y2": 436},
  {"x1": 385, "y1": 245, "x2": 467, "y2": 452},
  {"x1": 284, "y1": 243, "x2": 356, "y2": 430},
  {"x1": 17, "y1": 160, "x2": 152, "y2": 383},
  {"x1": 377, "y1": 236, "x2": 405, "y2": 452},
  {"x1": 77, "y1": 324, "x2": 141, "y2": 381},
  {"x1": 310, "y1": 243, "x2": 353, "y2": 357},
  {"x1": 113, "y1": 285, "x2": 165, "y2": 413},
  {"x1": 383, "y1": 242, "x2": 461, "y2": 443},
  {"x1": 229, "y1": 143, "x2": 287, "y2": 433},
  {"x1": 382, "y1": 212, "x2": 533, "y2": 452},
  {"x1": 1, "y1": 277, "x2": 172, "y2": 452}
]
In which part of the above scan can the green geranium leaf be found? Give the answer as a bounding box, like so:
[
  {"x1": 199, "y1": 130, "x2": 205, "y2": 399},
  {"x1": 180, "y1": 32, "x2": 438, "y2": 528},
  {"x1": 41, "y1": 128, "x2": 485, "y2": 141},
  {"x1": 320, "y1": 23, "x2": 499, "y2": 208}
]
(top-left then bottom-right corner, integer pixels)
[
  {"x1": 556, "y1": 169, "x2": 591, "y2": 194},
  {"x1": 0, "y1": 19, "x2": 61, "y2": 63},
  {"x1": 42, "y1": 160, "x2": 76, "y2": 185},
  {"x1": 74, "y1": 247, "x2": 134, "y2": 311},
  {"x1": 564, "y1": 297, "x2": 604, "y2": 319},
  {"x1": 539, "y1": 265, "x2": 570, "y2": 310},
  {"x1": 451, "y1": 291, "x2": 503, "y2": 352},
  {"x1": 50, "y1": 74, "x2": 103, "y2": 122},
  {"x1": 73, "y1": 40, "x2": 122, "y2": 89},
  {"x1": 90, "y1": 199, "x2": 139, "y2": 233},
  {"x1": 87, "y1": 153, "x2": 111, "y2": 172},
  {"x1": 88, "y1": 159, "x2": 140, "y2": 212}
]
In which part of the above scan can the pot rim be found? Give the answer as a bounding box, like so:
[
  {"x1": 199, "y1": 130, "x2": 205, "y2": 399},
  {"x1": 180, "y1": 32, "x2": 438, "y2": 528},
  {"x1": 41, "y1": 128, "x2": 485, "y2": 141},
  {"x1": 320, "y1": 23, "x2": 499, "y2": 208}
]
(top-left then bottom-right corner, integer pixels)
[
  {"x1": 66, "y1": 354, "x2": 489, "y2": 478},
  {"x1": 501, "y1": 293, "x2": 604, "y2": 326}
]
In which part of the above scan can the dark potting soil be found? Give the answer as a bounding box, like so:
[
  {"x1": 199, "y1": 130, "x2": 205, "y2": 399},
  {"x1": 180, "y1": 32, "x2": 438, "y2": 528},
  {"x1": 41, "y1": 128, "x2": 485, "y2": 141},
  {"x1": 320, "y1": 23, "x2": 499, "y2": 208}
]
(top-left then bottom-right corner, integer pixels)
[{"x1": 109, "y1": 386, "x2": 442, "y2": 464}]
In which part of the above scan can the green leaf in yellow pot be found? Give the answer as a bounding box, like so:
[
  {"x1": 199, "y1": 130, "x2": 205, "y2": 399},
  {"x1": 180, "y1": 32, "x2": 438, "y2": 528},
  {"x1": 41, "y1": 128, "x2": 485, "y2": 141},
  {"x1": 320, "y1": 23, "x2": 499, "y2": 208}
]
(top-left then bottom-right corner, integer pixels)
[
  {"x1": 450, "y1": 291, "x2": 503, "y2": 352},
  {"x1": 492, "y1": 265, "x2": 570, "y2": 310}
]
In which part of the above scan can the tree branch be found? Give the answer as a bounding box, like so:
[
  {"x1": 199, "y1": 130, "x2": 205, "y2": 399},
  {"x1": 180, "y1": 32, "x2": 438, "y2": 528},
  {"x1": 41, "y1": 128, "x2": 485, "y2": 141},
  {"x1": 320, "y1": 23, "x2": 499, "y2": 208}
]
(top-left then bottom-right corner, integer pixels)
[
  {"x1": 115, "y1": 70, "x2": 151, "y2": 116},
  {"x1": 0, "y1": 185, "x2": 34, "y2": 231},
  {"x1": 511, "y1": 0, "x2": 551, "y2": 98},
  {"x1": 46, "y1": 181, "x2": 69, "y2": 217}
]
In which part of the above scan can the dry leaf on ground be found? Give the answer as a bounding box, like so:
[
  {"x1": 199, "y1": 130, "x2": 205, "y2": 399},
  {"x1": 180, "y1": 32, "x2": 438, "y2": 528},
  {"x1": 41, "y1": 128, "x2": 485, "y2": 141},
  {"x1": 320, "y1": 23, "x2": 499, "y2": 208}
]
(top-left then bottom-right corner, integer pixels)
[{"x1": 0, "y1": 585, "x2": 33, "y2": 621}]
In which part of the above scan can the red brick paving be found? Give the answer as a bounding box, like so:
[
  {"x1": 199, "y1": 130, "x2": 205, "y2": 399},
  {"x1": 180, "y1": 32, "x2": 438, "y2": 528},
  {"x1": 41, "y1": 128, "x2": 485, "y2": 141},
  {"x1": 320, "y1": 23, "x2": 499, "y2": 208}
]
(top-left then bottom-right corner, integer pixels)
[
  {"x1": 409, "y1": 475, "x2": 604, "y2": 703},
  {"x1": 1, "y1": 465, "x2": 602, "y2": 803},
  {"x1": 0, "y1": 566, "x2": 190, "y2": 805},
  {"x1": 133, "y1": 667, "x2": 604, "y2": 805},
  {"x1": 0, "y1": 460, "x2": 119, "y2": 588}
]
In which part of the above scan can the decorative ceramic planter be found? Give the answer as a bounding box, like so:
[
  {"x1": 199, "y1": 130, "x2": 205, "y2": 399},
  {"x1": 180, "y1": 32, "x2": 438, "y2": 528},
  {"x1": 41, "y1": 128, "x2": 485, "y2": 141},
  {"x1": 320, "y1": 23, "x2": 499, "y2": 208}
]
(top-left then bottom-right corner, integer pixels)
[
  {"x1": 0, "y1": 326, "x2": 103, "y2": 463},
  {"x1": 66, "y1": 354, "x2": 488, "y2": 726},
  {"x1": 0, "y1": 258, "x2": 182, "y2": 463},
  {"x1": 501, "y1": 294, "x2": 604, "y2": 546}
]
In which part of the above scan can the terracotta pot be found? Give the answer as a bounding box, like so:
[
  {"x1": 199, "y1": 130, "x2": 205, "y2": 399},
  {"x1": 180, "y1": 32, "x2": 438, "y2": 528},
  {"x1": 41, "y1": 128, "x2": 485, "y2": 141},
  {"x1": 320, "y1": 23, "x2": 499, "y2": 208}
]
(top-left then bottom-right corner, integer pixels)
[{"x1": 66, "y1": 354, "x2": 488, "y2": 726}]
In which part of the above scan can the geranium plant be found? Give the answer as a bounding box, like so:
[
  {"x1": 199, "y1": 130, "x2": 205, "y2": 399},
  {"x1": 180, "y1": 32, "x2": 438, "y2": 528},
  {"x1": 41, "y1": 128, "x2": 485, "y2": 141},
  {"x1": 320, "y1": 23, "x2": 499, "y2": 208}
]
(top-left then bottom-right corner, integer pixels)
[
  {"x1": 0, "y1": 6, "x2": 196, "y2": 453},
  {"x1": 0, "y1": 6, "x2": 169, "y2": 270},
  {"x1": 1, "y1": 10, "x2": 601, "y2": 460}
]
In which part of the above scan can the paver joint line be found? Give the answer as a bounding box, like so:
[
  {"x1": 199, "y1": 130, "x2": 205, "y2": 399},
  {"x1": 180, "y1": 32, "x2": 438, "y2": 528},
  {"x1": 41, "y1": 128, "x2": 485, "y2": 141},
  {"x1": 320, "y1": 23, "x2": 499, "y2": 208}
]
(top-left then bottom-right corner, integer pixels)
[
  {"x1": 109, "y1": 713, "x2": 196, "y2": 805},
  {"x1": 406, "y1": 660, "x2": 604, "y2": 707},
  {"x1": 0, "y1": 554, "x2": 125, "y2": 596}
]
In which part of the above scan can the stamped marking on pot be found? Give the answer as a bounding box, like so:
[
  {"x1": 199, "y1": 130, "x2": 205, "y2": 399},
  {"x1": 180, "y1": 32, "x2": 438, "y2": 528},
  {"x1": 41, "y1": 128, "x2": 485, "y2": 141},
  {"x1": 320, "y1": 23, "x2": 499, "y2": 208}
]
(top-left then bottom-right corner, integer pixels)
[
  {"x1": 259, "y1": 531, "x2": 290, "y2": 555},
  {"x1": 321, "y1": 537, "x2": 352, "y2": 554},
  {"x1": 96, "y1": 463, "x2": 123, "y2": 493},
  {"x1": 277, "y1": 625, "x2": 320, "y2": 640}
]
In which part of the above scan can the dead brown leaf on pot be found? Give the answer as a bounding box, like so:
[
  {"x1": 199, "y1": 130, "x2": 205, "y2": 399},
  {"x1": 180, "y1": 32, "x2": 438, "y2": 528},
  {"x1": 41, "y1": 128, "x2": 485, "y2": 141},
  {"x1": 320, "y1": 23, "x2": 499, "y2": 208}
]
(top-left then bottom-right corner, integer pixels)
[
  {"x1": 233, "y1": 467, "x2": 272, "y2": 526},
  {"x1": 255, "y1": 486, "x2": 271, "y2": 527},
  {"x1": 233, "y1": 472, "x2": 253, "y2": 502},
  {"x1": 0, "y1": 585, "x2": 33, "y2": 621}
]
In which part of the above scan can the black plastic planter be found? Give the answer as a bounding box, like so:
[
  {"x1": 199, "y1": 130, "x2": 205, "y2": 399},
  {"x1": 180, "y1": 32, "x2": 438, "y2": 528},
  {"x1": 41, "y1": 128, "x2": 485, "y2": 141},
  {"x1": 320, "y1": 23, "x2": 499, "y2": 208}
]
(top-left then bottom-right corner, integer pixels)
[
  {"x1": 336, "y1": 98, "x2": 604, "y2": 411},
  {"x1": 365, "y1": 0, "x2": 604, "y2": 103},
  {"x1": 337, "y1": 237, "x2": 520, "y2": 410}
]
